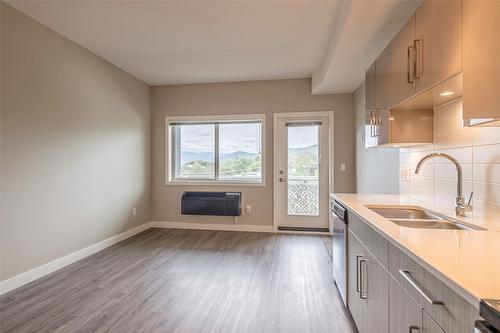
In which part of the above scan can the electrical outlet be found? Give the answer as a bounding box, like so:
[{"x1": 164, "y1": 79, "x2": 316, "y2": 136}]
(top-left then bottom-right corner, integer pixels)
[
  {"x1": 340, "y1": 163, "x2": 346, "y2": 171},
  {"x1": 132, "y1": 207, "x2": 137, "y2": 216},
  {"x1": 400, "y1": 168, "x2": 410, "y2": 183},
  {"x1": 245, "y1": 204, "x2": 252, "y2": 214}
]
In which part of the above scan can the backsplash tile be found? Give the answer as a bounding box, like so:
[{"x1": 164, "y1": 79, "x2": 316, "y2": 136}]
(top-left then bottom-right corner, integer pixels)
[{"x1": 399, "y1": 99, "x2": 500, "y2": 221}]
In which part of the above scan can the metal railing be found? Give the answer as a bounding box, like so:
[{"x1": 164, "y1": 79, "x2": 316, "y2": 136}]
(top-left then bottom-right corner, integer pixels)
[{"x1": 287, "y1": 177, "x2": 319, "y2": 216}]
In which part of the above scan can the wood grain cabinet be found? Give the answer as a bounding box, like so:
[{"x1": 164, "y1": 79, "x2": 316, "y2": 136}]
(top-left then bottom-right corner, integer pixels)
[
  {"x1": 375, "y1": 15, "x2": 416, "y2": 111},
  {"x1": 346, "y1": 208, "x2": 478, "y2": 333},
  {"x1": 389, "y1": 276, "x2": 422, "y2": 333},
  {"x1": 347, "y1": 228, "x2": 389, "y2": 333},
  {"x1": 462, "y1": 0, "x2": 500, "y2": 126},
  {"x1": 423, "y1": 311, "x2": 446, "y2": 333},
  {"x1": 414, "y1": 0, "x2": 462, "y2": 93}
]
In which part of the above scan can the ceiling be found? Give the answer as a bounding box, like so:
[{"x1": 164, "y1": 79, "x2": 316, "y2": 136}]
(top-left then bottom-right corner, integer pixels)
[{"x1": 7, "y1": 0, "x2": 421, "y2": 93}]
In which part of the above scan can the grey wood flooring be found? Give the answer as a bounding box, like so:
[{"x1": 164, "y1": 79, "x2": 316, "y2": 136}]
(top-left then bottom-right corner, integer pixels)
[{"x1": 0, "y1": 228, "x2": 356, "y2": 333}]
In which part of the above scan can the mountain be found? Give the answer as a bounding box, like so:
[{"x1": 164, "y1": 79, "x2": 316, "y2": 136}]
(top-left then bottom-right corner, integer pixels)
[
  {"x1": 220, "y1": 151, "x2": 258, "y2": 161},
  {"x1": 180, "y1": 145, "x2": 316, "y2": 165},
  {"x1": 288, "y1": 144, "x2": 318, "y2": 157},
  {"x1": 180, "y1": 150, "x2": 258, "y2": 165}
]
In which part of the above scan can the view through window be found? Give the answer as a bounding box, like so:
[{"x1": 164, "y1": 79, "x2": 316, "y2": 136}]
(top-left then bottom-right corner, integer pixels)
[{"x1": 169, "y1": 118, "x2": 263, "y2": 183}]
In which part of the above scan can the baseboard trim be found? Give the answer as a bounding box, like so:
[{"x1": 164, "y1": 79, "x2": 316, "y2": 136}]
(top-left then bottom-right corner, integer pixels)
[
  {"x1": 150, "y1": 221, "x2": 275, "y2": 233},
  {"x1": 0, "y1": 223, "x2": 151, "y2": 296}
]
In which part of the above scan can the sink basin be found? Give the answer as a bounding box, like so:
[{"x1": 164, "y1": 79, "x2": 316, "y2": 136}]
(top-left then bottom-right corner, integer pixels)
[
  {"x1": 368, "y1": 207, "x2": 441, "y2": 220},
  {"x1": 390, "y1": 219, "x2": 474, "y2": 230},
  {"x1": 366, "y1": 205, "x2": 486, "y2": 231}
]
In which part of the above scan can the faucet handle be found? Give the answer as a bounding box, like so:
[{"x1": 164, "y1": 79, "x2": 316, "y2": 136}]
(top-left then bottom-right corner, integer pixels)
[{"x1": 467, "y1": 192, "x2": 474, "y2": 206}]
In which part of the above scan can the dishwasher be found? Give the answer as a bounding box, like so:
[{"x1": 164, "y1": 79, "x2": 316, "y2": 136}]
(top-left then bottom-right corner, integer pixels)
[{"x1": 331, "y1": 199, "x2": 348, "y2": 306}]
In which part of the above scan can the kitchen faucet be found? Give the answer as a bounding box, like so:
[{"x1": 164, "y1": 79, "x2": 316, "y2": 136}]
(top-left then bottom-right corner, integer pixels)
[{"x1": 415, "y1": 153, "x2": 473, "y2": 216}]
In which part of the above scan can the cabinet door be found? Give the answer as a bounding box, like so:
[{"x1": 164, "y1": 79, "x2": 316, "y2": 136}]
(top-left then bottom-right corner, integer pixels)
[
  {"x1": 389, "y1": 276, "x2": 422, "y2": 333},
  {"x1": 347, "y1": 230, "x2": 365, "y2": 332},
  {"x1": 414, "y1": 0, "x2": 462, "y2": 93},
  {"x1": 362, "y1": 248, "x2": 389, "y2": 333},
  {"x1": 376, "y1": 15, "x2": 416, "y2": 110},
  {"x1": 463, "y1": 0, "x2": 500, "y2": 124},
  {"x1": 423, "y1": 310, "x2": 445, "y2": 333}
]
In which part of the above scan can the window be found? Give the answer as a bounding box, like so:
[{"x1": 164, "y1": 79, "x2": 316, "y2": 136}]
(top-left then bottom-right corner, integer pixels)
[{"x1": 167, "y1": 114, "x2": 265, "y2": 185}]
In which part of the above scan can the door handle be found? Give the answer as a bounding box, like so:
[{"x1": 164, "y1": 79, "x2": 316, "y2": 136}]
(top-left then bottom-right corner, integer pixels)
[
  {"x1": 279, "y1": 177, "x2": 287, "y2": 183},
  {"x1": 409, "y1": 326, "x2": 420, "y2": 333}
]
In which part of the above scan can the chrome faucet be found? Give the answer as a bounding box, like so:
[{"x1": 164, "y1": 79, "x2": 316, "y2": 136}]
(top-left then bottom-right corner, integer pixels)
[{"x1": 415, "y1": 153, "x2": 473, "y2": 216}]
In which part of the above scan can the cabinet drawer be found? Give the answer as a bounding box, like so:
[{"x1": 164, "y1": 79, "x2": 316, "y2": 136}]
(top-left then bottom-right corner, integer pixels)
[
  {"x1": 348, "y1": 212, "x2": 388, "y2": 269},
  {"x1": 388, "y1": 243, "x2": 478, "y2": 333}
]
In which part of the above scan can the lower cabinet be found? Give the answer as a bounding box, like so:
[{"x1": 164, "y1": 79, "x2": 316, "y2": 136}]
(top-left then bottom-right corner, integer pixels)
[
  {"x1": 347, "y1": 230, "x2": 389, "y2": 333},
  {"x1": 346, "y1": 210, "x2": 477, "y2": 333},
  {"x1": 423, "y1": 311, "x2": 446, "y2": 333},
  {"x1": 389, "y1": 276, "x2": 422, "y2": 333}
]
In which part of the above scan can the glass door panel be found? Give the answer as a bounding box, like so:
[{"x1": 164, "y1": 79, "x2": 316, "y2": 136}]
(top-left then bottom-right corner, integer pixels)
[{"x1": 286, "y1": 124, "x2": 320, "y2": 216}]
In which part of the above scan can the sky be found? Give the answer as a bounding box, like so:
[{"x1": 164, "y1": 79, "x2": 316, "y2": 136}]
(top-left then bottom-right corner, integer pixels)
[
  {"x1": 178, "y1": 123, "x2": 261, "y2": 154},
  {"x1": 288, "y1": 125, "x2": 318, "y2": 149}
]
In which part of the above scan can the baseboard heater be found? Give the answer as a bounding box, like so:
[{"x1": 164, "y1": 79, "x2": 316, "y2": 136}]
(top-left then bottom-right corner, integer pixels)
[{"x1": 181, "y1": 192, "x2": 241, "y2": 216}]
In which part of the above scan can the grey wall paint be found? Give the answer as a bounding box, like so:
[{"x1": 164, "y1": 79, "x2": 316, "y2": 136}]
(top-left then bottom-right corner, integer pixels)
[
  {"x1": 354, "y1": 82, "x2": 399, "y2": 194},
  {"x1": 0, "y1": 4, "x2": 151, "y2": 280},
  {"x1": 151, "y1": 79, "x2": 355, "y2": 226}
]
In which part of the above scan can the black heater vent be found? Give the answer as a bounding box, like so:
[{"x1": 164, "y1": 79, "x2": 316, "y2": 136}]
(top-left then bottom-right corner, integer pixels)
[{"x1": 181, "y1": 192, "x2": 241, "y2": 216}]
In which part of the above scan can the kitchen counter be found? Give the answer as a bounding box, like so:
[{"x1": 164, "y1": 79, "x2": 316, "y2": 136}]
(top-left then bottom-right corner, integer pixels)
[{"x1": 332, "y1": 193, "x2": 500, "y2": 308}]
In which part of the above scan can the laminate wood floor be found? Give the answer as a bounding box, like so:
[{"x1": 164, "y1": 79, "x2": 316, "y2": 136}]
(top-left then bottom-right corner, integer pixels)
[{"x1": 0, "y1": 228, "x2": 356, "y2": 333}]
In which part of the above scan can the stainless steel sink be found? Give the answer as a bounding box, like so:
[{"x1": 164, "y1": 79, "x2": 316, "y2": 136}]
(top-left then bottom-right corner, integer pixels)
[
  {"x1": 366, "y1": 205, "x2": 486, "y2": 231},
  {"x1": 368, "y1": 207, "x2": 441, "y2": 220}
]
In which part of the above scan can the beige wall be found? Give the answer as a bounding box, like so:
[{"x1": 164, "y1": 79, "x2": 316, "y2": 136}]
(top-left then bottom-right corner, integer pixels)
[
  {"x1": 354, "y1": 82, "x2": 399, "y2": 194},
  {"x1": 0, "y1": 4, "x2": 151, "y2": 280},
  {"x1": 152, "y1": 79, "x2": 355, "y2": 225},
  {"x1": 400, "y1": 99, "x2": 500, "y2": 220}
]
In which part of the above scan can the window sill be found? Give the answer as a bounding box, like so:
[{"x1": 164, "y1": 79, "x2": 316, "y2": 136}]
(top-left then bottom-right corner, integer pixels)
[{"x1": 166, "y1": 180, "x2": 266, "y2": 187}]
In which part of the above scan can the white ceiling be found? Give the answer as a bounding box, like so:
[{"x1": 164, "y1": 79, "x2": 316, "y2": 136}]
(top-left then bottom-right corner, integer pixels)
[{"x1": 7, "y1": 0, "x2": 421, "y2": 93}]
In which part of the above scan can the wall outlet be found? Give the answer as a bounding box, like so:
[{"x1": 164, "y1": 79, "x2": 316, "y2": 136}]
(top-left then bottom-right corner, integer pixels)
[
  {"x1": 340, "y1": 163, "x2": 346, "y2": 171},
  {"x1": 400, "y1": 168, "x2": 410, "y2": 183},
  {"x1": 245, "y1": 204, "x2": 252, "y2": 214},
  {"x1": 132, "y1": 207, "x2": 137, "y2": 216}
]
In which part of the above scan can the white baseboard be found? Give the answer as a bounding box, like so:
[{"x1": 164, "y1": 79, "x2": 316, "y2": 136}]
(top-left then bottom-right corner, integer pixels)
[
  {"x1": 0, "y1": 223, "x2": 151, "y2": 296},
  {"x1": 150, "y1": 221, "x2": 275, "y2": 233},
  {"x1": 0, "y1": 221, "x2": 276, "y2": 295}
]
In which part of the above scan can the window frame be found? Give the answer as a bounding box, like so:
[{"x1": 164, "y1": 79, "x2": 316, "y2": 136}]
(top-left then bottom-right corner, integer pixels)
[{"x1": 165, "y1": 114, "x2": 266, "y2": 186}]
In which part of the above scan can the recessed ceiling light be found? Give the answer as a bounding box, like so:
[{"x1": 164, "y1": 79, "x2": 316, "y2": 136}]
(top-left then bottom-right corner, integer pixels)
[{"x1": 440, "y1": 91, "x2": 455, "y2": 96}]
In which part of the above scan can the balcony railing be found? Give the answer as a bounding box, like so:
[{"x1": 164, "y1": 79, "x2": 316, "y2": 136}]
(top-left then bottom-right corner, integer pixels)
[{"x1": 287, "y1": 177, "x2": 319, "y2": 216}]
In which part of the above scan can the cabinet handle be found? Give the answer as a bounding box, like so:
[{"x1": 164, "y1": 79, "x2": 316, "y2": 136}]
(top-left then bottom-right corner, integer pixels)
[
  {"x1": 407, "y1": 45, "x2": 415, "y2": 83},
  {"x1": 409, "y1": 325, "x2": 420, "y2": 333},
  {"x1": 359, "y1": 258, "x2": 368, "y2": 299},
  {"x1": 414, "y1": 39, "x2": 423, "y2": 79},
  {"x1": 356, "y1": 255, "x2": 362, "y2": 292},
  {"x1": 399, "y1": 269, "x2": 444, "y2": 305}
]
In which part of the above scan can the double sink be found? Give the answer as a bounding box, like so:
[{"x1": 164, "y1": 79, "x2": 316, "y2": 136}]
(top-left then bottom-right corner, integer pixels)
[{"x1": 367, "y1": 206, "x2": 486, "y2": 231}]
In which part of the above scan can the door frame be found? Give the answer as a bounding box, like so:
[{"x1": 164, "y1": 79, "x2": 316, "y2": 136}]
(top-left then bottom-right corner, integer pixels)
[{"x1": 272, "y1": 111, "x2": 335, "y2": 231}]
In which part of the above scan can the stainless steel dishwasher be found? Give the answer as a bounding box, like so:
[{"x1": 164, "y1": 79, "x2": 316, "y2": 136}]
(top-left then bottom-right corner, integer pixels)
[{"x1": 331, "y1": 199, "x2": 348, "y2": 306}]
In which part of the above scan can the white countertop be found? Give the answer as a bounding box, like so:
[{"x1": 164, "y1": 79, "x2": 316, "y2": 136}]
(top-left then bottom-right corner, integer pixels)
[{"x1": 331, "y1": 193, "x2": 500, "y2": 308}]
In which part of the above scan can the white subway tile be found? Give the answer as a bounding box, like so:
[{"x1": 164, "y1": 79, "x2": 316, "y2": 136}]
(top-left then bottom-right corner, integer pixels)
[
  {"x1": 434, "y1": 163, "x2": 472, "y2": 181},
  {"x1": 473, "y1": 164, "x2": 500, "y2": 184},
  {"x1": 473, "y1": 182, "x2": 500, "y2": 204},
  {"x1": 473, "y1": 144, "x2": 500, "y2": 164},
  {"x1": 473, "y1": 199, "x2": 500, "y2": 220}
]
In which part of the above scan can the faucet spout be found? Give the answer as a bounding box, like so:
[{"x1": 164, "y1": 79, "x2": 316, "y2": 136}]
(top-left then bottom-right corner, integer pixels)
[{"x1": 414, "y1": 153, "x2": 471, "y2": 216}]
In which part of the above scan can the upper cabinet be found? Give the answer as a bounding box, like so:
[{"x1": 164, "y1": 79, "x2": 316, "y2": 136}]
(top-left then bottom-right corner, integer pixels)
[
  {"x1": 462, "y1": 0, "x2": 500, "y2": 126},
  {"x1": 414, "y1": 0, "x2": 462, "y2": 93},
  {"x1": 365, "y1": 0, "x2": 500, "y2": 148},
  {"x1": 375, "y1": 15, "x2": 416, "y2": 111}
]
